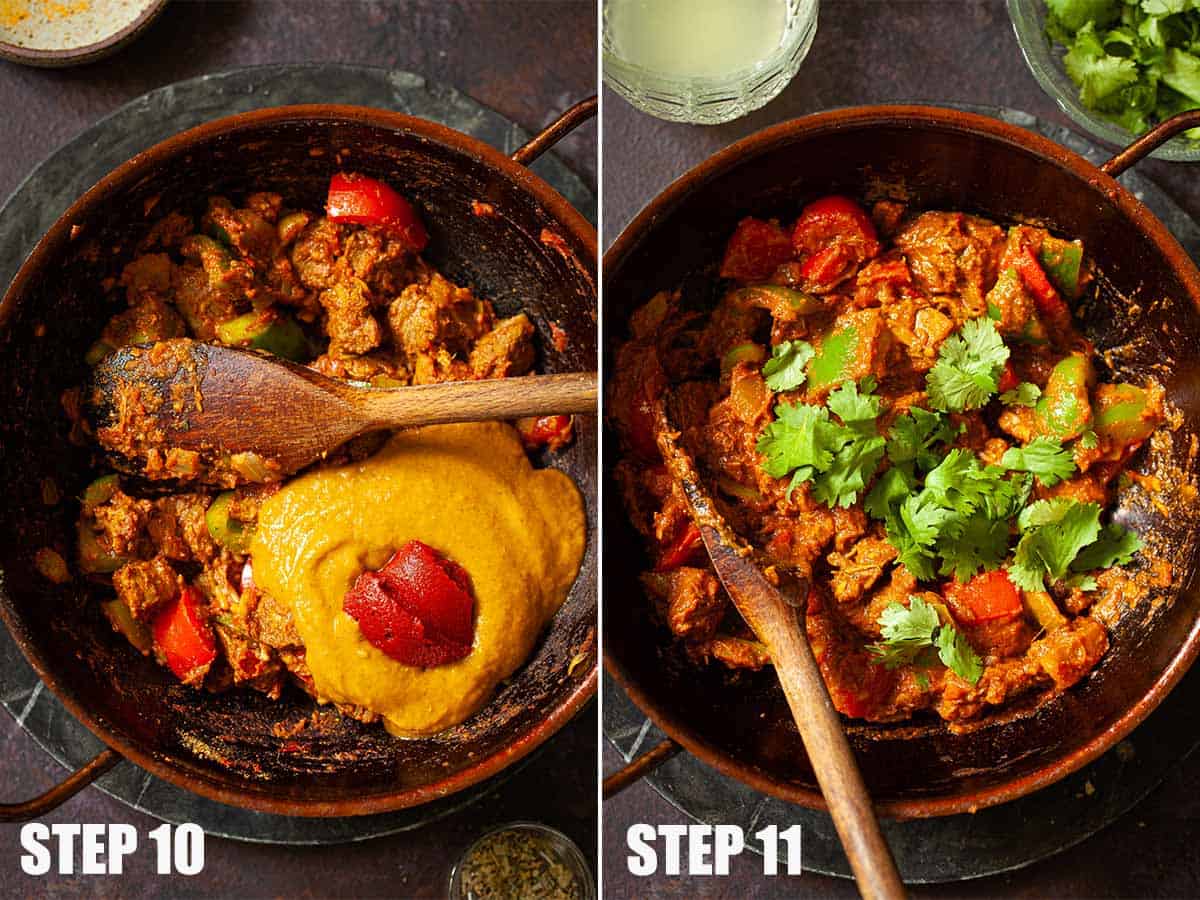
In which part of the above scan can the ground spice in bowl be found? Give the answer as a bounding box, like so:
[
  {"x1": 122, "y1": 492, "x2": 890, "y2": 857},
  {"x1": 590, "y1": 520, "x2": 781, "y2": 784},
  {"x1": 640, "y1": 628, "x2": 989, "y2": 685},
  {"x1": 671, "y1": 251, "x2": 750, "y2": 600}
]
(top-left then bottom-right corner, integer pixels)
[{"x1": 450, "y1": 822, "x2": 591, "y2": 900}]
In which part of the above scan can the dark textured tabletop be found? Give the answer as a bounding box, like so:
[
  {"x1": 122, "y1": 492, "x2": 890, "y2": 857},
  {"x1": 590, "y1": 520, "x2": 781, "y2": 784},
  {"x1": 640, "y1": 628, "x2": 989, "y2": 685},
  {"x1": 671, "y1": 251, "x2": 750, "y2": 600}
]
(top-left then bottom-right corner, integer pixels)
[
  {"x1": 601, "y1": 1, "x2": 1200, "y2": 897},
  {"x1": 0, "y1": 2, "x2": 597, "y2": 897}
]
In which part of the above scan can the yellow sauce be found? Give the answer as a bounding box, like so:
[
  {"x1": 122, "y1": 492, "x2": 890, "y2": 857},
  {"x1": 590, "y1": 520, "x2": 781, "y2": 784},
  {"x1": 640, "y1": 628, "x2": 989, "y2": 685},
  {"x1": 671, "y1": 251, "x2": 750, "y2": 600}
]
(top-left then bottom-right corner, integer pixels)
[{"x1": 249, "y1": 422, "x2": 585, "y2": 737}]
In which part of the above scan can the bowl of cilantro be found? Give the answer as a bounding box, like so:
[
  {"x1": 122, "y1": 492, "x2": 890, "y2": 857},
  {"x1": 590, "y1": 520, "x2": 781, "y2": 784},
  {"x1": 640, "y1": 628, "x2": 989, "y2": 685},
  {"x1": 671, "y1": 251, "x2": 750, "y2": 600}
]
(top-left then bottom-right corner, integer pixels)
[{"x1": 1009, "y1": 0, "x2": 1200, "y2": 161}]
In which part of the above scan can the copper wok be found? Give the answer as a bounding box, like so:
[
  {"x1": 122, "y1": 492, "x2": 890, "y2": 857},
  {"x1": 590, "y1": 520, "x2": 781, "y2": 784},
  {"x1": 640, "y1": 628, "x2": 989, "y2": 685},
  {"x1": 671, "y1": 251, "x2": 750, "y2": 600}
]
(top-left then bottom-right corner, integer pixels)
[
  {"x1": 0, "y1": 100, "x2": 597, "y2": 818},
  {"x1": 603, "y1": 105, "x2": 1200, "y2": 819}
]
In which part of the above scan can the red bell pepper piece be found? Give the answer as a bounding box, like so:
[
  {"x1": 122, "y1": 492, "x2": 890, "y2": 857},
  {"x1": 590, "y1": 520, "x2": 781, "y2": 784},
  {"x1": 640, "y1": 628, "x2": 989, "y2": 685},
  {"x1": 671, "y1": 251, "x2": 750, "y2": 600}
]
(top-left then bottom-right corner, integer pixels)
[
  {"x1": 997, "y1": 361, "x2": 1019, "y2": 394},
  {"x1": 798, "y1": 243, "x2": 854, "y2": 290},
  {"x1": 791, "y1": 195, "x2": 881, "y2": 262},
  {"x1": 719, "y1": 217, "x2": 794, "y2": 282},
  {"x1": 1013, "y1": 247, "x2": 1070, "y2": 323},
  {"x1": 343, "y1": 540, "x2": 475, "y2": 668},
  {"x1": 943, "y1": 569, "x2": 1022, "y2": 625},
  {"x1": 655, "y1": 522, "x2": 704, "y2": 571},
  {"x1": 152, "y1": 585, "x2": 217, "y2": 683},
  {"x1": 516, "y1": 414, "x2": 574, "y2": 451},
  {"x1": 326, "y1": 172, "x2": 428, "y2": 252}
]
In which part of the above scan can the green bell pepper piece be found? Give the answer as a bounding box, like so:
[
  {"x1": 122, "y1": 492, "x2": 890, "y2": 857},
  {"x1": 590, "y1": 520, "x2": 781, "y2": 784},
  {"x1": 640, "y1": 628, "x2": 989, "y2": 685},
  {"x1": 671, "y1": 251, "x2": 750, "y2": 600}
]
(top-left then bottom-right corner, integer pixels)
[
  {"x1": 717, "y1": 476, "x2": 764, "y2": 503},
  {"x1": 1035, "y1": 354, "x2": 1094, "y2": 441},
  {"x1": 215, "y1": 309, "x2": 310, "y2": 362},
  {"x1": 1038, "y1": 237, "x2": 1084, "y2": 300},
  {"x1": 720, "y1": 342, "x2": 766, "y2": 377},
  {"x1": 806, "y1": 323, "x2": 859, "y2": 392},
  {"x1": 733, "y1": 284, "x2": 823, "y2": 319},
  {"x1": 1094, "y1": 383, "x2": 1158, "y2": 446},
  {"x1": 276, "y1": 211, "x2": 310, "y2": 245},
  {"x1": 205, "y1": 492, "x2": 253, "y2": 554},
  {"x1": 77, "y1": 523, "x2": 126, "y2": 574},
  {"x1": 101, "y1": 598, "x2": 153, "y2": 654},
  {"x1": 81, "y1": 474, "x2": 119, "y2": 514}
]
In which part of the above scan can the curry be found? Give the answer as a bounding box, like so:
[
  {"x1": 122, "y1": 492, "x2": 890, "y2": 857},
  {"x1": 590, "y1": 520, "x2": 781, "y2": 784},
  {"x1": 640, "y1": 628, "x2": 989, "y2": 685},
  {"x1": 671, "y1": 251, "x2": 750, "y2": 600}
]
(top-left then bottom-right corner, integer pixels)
[
  {"x1": 250, "y1": 422, "x2": 584, "y2": 737},
  {"x1": 610, "y1": 195, "x2": 1167, "y2": 728},
  {"x1": 63, "y1": 173, "x2": 583, "y2": 735}
]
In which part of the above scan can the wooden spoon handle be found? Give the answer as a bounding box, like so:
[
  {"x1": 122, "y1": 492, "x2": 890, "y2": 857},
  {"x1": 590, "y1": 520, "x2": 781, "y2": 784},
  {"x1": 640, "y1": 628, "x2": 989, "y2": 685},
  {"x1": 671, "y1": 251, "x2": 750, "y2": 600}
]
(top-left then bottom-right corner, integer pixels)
[
  {"x1": 350, "y1": 371, "x2": 597, "y2": 429},
  {"x1": 755, "y1": 584, "x2": 905, "y2": 900}
]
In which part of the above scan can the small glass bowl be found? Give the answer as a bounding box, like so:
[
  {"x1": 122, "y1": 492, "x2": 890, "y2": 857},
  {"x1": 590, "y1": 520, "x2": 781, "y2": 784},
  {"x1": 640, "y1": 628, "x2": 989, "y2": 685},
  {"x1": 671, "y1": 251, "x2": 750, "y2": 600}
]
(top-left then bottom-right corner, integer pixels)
[
  {"x1": 1007, "y1": 0, "x2": 1200, "y2": 162},
  {"x1": 447, "y1": 822, "x2": 594, "y2": 900},
  {"x1": 603, "y1": 0, "x2": 819, "y2": 125}
]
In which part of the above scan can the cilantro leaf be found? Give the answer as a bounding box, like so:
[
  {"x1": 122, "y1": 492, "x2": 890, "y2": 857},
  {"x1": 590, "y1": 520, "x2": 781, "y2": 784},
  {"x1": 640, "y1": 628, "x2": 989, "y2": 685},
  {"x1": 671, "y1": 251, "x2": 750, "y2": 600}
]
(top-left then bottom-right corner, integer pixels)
[
  {"x1": 1017, "y1": 497, "x2": 1076, "y2": 532},
  {"x1": 1046, "y1": 0, "x2": 1200, "y2": 145},
  {"x1": 762, "y1": 340, "x2": 814, "y2": 392},
  {"x1": 827, "y1": 378, "x2": 883, "y2": 433},
  {"x1": 1000, "y1": 437, "x2": 1077, "y2": 486},
  {"x1": 924, "y1": 450, "x2": 1022, "y2": 518},
  {"x1": 1009, "y1": 501, "x2": 1103, "y2": 591},
  {"x1": 1046, "y1": 0, "x2": 1119, "y2": 31},
  {"x1": 1072, "y1": 522, "x2": 1143, "y2": 571},
  {"x1": 1065, "y1": 22, "x2": 1141, "y2": 107},
  {"x1": 759, "y1": 380, "x2": 886, "y2": 509},
  {"x1": 1000, "y1": 382, "x2": 1042, "y2": 407},
  {"x1": 865, "y1": 467, "x2": 913, "y2": 521},
  {"x1": 889, "y1": 492, "x2": 956, "y2": 581},
  {"x1": 927, "y1": 318, "x2": 1010, "y2": 413},
  {"x1": 1079, "y1": 430, "x2": 1099, "y2": 450},
  {"x1": 812, "y1": 435, "x2": 887, "y2": 509},
  {"x1": 936, "y1": 621, "x2": 984, "y2": 684},
  {"x1": 868, "y1": 596, "x2": 983, "y2": 684},
  {"x1": 869, "y1": 596, "x2": 942, "y2": 669},
  {"x1": 887, "y1": 407, "x2": 958, "y2": 474},
  {"x1": 756, "y1": 402, "x2": 848, "y2": 479},
  {"x1": 935, "y1": 511, "x2": 1010, "y2": 583}
]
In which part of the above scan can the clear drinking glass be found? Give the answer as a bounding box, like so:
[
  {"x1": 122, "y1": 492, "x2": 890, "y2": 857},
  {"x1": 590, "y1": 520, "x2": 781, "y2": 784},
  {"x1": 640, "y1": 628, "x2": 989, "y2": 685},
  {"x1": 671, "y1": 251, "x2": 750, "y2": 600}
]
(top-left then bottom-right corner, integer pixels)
[{"x1": 603, "y1": 0, "x2": 819, "y2": 125}]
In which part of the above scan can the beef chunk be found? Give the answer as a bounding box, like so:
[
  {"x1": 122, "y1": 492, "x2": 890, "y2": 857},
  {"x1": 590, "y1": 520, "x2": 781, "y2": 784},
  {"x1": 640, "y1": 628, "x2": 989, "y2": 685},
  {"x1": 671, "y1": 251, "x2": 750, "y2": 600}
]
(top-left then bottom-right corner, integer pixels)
[
  {"x1": 290, "y1": 217, "x2": 343, "y2": 290},
  {"x1": 469, "y1": 314, "x2": 536, "y2": 379},
  {"x1": 318, "y1": 276, "x2": 383, "y2": 356},
  {"x1": 387, "y1": 271, "x2": 493, "y2": 363},
  {"x1": 642, "y1": 567, "x2": 727, "y2": 643},
  {"x1": 112, "y1": 556, "x2": 181, "y2": 622}
]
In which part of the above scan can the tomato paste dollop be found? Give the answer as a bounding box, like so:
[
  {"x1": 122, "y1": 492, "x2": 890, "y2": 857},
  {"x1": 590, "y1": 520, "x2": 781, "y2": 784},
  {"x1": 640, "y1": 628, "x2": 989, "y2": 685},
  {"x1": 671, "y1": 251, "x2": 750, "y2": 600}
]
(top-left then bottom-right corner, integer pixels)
[{"x1": 343, "y1": 540, "x2": 476, "y2": 667}]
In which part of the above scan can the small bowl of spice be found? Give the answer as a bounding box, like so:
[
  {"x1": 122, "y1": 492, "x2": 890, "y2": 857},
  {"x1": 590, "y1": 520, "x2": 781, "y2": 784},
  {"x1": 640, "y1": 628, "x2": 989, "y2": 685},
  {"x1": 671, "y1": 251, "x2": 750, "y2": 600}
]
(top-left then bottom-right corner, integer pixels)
[
  {"x1": 448, "y1": 822, "x2": 593, "y2": 900},
  {"x1": 0, "y1": 0, "x2": 167, "y2": 67}
]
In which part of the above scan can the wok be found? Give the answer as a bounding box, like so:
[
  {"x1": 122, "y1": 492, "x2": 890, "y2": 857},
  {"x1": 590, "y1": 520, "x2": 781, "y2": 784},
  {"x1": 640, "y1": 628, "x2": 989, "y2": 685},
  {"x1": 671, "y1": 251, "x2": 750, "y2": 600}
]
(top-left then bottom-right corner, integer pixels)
[
  {"x1": 603, "y1": 105, "x2": 1200, "y2": 819},
  {"x1": 0, "y1": 100, "x2": 597, "y2": 818}
]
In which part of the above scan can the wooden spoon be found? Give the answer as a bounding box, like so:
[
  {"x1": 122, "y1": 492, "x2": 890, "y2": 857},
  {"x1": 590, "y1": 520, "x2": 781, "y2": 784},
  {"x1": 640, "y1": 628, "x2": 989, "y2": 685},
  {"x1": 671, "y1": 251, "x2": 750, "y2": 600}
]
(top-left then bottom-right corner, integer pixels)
[
  {"x1": 653, "y1": 401, "x2": 905, "y2": 900},
  {"x1": 87, "y1": 338, "x2": 596, "y2": 487}
]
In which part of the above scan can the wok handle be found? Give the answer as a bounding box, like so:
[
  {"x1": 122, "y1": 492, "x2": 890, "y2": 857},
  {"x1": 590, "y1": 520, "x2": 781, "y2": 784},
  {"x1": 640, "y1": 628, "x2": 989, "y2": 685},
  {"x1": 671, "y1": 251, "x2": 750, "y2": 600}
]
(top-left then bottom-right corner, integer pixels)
[
  {"x1": 0, "y1": 748, "x2": 123, "y2": 822},
  {"x1": 511, "y1": 96, "x2": 598, "y2": 167},
  {"x1": 1101, "y1": 109, "x2": 1200, "y2": 177},
  {"x1": 602, "y1": 737, "x2": 682, "y2": 800}
]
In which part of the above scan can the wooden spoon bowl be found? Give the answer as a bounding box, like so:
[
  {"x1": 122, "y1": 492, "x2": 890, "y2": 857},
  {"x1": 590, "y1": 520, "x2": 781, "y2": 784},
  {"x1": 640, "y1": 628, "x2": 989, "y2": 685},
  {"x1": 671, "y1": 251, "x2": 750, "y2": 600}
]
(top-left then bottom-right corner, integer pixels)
[{"x1": 87, "y1": 338, "x2": 597, "y2": 486}]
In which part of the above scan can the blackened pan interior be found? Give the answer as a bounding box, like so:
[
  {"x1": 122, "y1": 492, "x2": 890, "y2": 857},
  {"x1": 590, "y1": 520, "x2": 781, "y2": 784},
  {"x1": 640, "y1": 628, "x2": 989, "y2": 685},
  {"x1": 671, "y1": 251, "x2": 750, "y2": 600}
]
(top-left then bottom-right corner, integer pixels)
[{"x1": 0, "y1": 108, "x2": 597, "y2": 814}]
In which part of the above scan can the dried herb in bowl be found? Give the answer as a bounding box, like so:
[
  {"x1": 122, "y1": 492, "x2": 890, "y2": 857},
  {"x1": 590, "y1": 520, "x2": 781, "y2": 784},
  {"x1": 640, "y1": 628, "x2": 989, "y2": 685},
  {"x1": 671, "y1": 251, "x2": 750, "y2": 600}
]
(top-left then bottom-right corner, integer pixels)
[{"x1": 451, "y1": 823, "x2": 590, "y2": 900}]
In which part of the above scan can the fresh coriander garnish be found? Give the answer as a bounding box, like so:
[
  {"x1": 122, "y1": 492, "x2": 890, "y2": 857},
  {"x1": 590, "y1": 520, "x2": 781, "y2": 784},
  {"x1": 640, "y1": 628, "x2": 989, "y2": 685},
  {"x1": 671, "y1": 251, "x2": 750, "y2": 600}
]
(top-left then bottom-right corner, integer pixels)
[
  {"x1": 1000, "y1": 436, "x2": 1077, "y2": 486},
  {"x1": 762, "y1": 339, "x2": 814, "y2": 392},
  {"x1": 757, "y1": 378, "x2": 885, "y2": 508},
  {"x1": 1007, "y1": 498, "x2": 1141, "y2": 592},
  {"x1": 1000, "y1": 382, "x2": 1042, "y2": 407},
  {"x1": 886, "y1": 407, "x2": 959, "y2": 476},
  {"x1": 926, "y1": 318, "x2": 1010, "y2": 413},
  {"x1": 868, "y1": 595, "x2": 983, "y2": 684},
  {"x1": 1072, "y1": 522, "x2": 1142, "y2": 572},
  {"x1": 866, "y1": 448, "x2": 1029, "y2": 582},
  {"x1": 1079, "y1": 429, "x2": 1099, "y2": 450}
]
